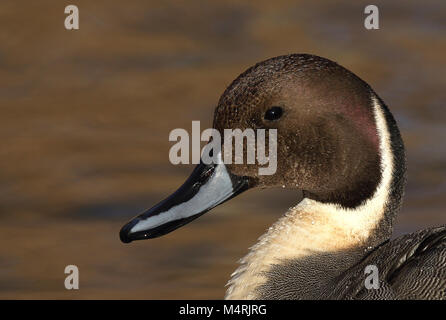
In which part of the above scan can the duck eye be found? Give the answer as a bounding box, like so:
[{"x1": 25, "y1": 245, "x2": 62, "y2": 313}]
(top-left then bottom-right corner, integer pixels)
[{"x1": 264, "y1": 106, "x2": 283, "y2": 121}]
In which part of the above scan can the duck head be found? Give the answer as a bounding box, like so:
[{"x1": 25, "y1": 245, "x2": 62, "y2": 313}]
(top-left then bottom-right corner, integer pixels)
[{"x1": 120, "y1": 54, "x2": 406, "y2": 244}]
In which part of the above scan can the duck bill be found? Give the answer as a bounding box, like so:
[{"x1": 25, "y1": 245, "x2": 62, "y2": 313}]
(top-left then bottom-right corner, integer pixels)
[{"x1": 119, "y1": 161, "x2": 251, "y2": 243}]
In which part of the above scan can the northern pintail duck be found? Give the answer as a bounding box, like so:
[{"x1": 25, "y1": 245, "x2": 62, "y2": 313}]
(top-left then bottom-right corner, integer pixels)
[{"x1": 120, "y1": 54, "x2": 446, "y2": 299}]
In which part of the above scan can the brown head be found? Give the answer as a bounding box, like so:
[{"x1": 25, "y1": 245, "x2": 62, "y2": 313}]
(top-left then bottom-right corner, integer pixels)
[
  {"x1": 214, "y1": 54, "x2": 383, "y2": 208},
  {"x1": 119, "y1": 54, "x2": 406, "y2": 244}
]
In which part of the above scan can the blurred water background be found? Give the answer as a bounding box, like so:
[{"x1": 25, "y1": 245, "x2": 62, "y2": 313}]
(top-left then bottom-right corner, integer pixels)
[{"x1": 0, "y1": 0, "x2": 445, "y2": 298}]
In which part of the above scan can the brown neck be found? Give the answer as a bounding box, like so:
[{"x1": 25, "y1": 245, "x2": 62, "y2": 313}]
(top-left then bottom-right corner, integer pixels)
[{"x1": 225, "y1": 94, "x2": 406, "y2": 300}]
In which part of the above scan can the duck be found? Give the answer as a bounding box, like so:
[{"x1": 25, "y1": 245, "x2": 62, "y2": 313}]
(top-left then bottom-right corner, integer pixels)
[{"x1": 119, "y1": 54, "x2": 446, "y2": 299}]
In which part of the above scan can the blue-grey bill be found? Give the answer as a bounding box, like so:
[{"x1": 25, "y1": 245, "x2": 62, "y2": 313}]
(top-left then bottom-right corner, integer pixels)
[{"x1": 119, "y1": 161, "x2": 250, "y2": 243}]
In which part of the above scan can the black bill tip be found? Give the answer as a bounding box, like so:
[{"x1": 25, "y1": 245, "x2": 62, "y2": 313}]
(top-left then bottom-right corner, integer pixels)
[{"x1": 119, "y1": 219, "x2": 139, "y2": 243}]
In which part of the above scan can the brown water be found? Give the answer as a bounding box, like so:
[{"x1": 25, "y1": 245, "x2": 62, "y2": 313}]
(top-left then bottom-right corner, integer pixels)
[{"x1": 0, "y1": 0, "x2": 445, "y2": 299}]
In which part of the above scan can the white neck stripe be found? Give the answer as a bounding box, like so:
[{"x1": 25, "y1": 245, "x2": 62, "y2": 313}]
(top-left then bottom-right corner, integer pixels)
[{"x1": 225, "y1": 93, "x2": 394, "y2": 299}]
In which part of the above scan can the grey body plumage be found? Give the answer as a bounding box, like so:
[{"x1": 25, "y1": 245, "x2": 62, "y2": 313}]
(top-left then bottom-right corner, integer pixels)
[{"x1": 257, "y1": 226, "x2": 446, "y2": 299}]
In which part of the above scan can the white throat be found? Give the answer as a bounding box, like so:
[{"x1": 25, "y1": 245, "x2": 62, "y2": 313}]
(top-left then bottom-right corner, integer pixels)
[{"x1": 225, "y1": 94, "x2": 394, "y2": 299}]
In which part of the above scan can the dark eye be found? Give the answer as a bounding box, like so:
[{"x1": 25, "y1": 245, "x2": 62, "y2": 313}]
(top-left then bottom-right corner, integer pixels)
[{"x1": 264, "y1": 106, "x2": 283, "y2": 121}]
